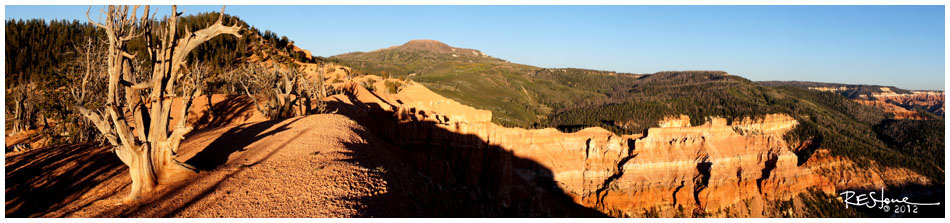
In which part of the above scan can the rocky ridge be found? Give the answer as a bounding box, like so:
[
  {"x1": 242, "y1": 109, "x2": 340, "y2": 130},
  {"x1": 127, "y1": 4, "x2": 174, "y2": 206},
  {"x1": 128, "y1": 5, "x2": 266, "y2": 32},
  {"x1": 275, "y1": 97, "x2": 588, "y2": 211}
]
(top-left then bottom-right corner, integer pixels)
[
  {"x1": 336, "y1": 76, "x2": 841, "y2": 217},
  {"x1": 808, "y1": 86, "x2": 945, "y2": 118}
]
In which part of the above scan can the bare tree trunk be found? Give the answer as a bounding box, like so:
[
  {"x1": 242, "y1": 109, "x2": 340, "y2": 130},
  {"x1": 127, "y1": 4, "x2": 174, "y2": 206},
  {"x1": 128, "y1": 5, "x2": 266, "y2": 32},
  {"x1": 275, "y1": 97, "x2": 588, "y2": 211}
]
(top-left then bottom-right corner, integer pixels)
[
  {"x1": 79, "y1": 5, "x2": 242, "y2": 202},
  {"x1": 12, "y1": 89, "x2": 27, "y2": 134},
  {"x1": 10, "y1": 83, "x2": 35, "y2": 135},
  {"x1": 239, "y1": 64, "x2": 328, "y2": 120},
  {"x1": 205, "y1": 87, "x2": 215, "y2": 123}
]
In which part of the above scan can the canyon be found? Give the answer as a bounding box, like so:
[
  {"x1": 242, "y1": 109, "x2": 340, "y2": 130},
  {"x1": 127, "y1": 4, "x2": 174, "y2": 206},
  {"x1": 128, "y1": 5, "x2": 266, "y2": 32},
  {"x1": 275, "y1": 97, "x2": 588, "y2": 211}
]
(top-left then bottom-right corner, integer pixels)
[
  {"x1": 325, "y1": 75, "x2": 890, "y2": 217},
  {"x1": 808, "y1": 86, "x2": 945, "y2": 119},
  {"x1": 6, "y1": 10, "x2": 942, "y2": 218},
  {"x1": 870, "y1": 91, "x2": 945, "y2": 117},
  {"x1": 6, "y1": 72, "x2": 937, "y2": 217}
]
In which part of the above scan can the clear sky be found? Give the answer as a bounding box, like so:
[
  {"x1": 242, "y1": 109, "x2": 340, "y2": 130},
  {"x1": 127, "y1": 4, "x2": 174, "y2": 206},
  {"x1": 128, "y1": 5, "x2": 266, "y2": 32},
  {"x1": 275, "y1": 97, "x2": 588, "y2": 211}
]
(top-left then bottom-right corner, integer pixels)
[{"x1": 5, "y1": 5, "x2": 946, "y2": 90}]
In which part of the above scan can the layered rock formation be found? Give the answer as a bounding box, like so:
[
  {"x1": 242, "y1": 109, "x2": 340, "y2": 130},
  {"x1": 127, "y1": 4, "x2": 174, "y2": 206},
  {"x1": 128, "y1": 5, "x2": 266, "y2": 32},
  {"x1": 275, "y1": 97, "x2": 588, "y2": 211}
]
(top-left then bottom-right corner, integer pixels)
[
  {"x1": 334, "y1": 78, "x2": 836, "y2": 217},
  {"x1": 807, "y1": 85, "x2": 944, "y2": 118},
  {"x1": 590, "y1": 114, "x2": 833, "y2": 217},
  {"x1": 872, "y1": 91, "x2": 945, "y2": 116},
  {"x1": 804, "y1": 149, "x2": 930, "y2": 191},
  {"x1": 854, "y1": 99, "x2": 925, "y2": 120}
]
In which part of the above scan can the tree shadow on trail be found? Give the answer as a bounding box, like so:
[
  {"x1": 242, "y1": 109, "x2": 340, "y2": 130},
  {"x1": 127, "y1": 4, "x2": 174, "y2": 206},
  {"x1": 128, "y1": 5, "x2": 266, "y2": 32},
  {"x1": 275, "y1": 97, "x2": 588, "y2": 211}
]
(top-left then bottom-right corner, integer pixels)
[
  {"x1": 5, "y1": 143, "x2": 126, "y2": 217},
  {"x1": 184, "y1": 118, "x2": 300, "y2": 171},
  {"x1": 326, "y1": 91, "x2": 609, "y2": 217},
  {"x1": 94, "y1": 117, "x2": 303, "y2": 217},
  {"x1": 5, "y1": 111, "x2": 298, "y2": 217},
  {"x1": 190, "y1": 95, "x2": 257, "y2": 130}
]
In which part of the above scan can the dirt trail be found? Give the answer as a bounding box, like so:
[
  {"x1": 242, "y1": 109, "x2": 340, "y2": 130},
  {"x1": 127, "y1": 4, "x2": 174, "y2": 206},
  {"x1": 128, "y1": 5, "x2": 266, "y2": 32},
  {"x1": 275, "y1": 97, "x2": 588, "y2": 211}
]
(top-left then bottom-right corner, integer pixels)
[
  {"x1": 6, "y1": 114, "x2": 408, "y2": 217},
  {"x1": 6, "y1": 79, "x2": 606, "y2": 217}
]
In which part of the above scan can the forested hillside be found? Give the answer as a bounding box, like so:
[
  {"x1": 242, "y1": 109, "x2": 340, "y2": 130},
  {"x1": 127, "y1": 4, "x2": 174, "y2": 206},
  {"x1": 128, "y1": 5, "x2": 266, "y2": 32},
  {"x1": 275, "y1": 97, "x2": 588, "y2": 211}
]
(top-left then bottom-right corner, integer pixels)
[
  {"x1": 6, "y1": 12, "x2": 316, "y2": 86},
  {"x1": 5, "y1": 11, "x2": 320, "y2": 145},
  {"x1": 333, "y1": 40, "x2": 944, "y2": 184},
  {"x1": 332, "y1": 40, "x2": 642, "y2": 127}
]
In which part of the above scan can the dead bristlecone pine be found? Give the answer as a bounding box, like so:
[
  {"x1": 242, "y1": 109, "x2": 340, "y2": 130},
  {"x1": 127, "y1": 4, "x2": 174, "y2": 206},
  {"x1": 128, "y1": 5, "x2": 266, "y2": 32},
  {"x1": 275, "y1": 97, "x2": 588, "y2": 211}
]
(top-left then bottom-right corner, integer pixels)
[{"x1": 75, "y1": 5, "x2": 242, "y2": 202}]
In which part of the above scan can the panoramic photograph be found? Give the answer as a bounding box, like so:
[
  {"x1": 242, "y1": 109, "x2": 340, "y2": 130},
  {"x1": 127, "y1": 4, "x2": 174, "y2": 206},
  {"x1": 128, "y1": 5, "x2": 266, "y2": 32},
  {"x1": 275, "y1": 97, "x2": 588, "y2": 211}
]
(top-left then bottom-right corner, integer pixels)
[{"x1": 3, "y1": 1, "x2": 947, "y2": 220}]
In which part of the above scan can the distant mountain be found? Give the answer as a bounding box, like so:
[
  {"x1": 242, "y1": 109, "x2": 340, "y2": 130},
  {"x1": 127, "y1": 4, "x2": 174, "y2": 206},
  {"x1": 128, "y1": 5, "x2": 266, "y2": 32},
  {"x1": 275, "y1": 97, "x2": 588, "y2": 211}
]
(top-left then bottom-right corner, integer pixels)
[
  {"x1": 374, "y1": 39, "x2": 489, "y2": 56},
  {"x1": 333, "y1": 39, "x2": 639, "y2": 127}
]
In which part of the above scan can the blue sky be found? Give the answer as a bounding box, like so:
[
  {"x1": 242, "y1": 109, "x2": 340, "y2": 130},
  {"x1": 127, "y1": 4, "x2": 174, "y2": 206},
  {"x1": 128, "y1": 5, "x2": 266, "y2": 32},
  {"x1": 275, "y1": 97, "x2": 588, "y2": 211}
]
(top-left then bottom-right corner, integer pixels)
[{"x1": 6, "y1": 5, "x2": 946, "y2": 90}]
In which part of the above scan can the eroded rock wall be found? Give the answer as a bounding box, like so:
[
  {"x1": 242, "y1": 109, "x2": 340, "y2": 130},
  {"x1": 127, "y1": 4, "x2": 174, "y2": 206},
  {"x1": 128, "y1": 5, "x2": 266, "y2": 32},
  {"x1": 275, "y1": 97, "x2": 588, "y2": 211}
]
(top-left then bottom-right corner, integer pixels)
[
  {"x1": 872, "y1": 91, "x2": 945, "y2": 116},
  {"x1": 591, "y1": 115, "x2": 833, "y2": 217},
  {"x1": 344, "y1": 81, "x2": 834, "y2": 217}
]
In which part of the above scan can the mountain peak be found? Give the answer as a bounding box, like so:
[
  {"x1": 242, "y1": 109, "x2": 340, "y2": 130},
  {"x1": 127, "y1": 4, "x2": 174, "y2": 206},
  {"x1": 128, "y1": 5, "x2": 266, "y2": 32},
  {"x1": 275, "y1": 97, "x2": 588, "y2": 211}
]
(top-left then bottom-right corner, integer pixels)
[
  {"x1": 368, "y1": 39, "x2": 487, "y2": 58},
  {"x1": 395, "y1": 39, "x2": 454, "y2": 53}
]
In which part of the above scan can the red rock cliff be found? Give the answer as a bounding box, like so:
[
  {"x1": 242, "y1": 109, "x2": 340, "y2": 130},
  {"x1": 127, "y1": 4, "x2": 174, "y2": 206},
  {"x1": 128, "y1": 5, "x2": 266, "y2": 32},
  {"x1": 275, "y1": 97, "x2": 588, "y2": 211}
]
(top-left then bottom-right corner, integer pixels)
[
  {"x1": 334, "y1": 79, "x2": 836, "y2": 217},
  {"x1": 872, "y1": 91, "x2": 945, "y2": 116}
]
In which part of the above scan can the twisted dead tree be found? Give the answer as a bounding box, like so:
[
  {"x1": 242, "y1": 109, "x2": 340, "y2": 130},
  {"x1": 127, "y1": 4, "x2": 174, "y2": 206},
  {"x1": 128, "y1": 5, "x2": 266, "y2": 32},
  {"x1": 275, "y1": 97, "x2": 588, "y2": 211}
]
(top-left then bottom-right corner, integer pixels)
[
  {"x1": 301, "y1": 67, "x2": 328, "y2": 115},
  {"x1": 77, "y1": 5, "x2": 242, "y2": 202},
  {"x1": 240, "y1": 64, "x2": 296, "y2": 119},
  {"x1": 8, "y1": 82, "x2": 37, "y2": 135},
  {"x1": 68, "y1": 37, "x2": 109, "y2": 143},
  {"x1": 239, "y1": 64, "x2": 326, "y2": 120},
  {"x1": 188, "y1": 63, "x2": 216, "y2": 123}
]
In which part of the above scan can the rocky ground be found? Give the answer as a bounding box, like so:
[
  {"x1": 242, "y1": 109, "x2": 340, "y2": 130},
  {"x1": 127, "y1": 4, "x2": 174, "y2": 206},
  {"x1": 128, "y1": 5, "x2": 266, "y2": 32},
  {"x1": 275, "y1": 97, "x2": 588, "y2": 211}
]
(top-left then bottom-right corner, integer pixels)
[{"x1": 6, "y1": 114, "x2": 417, "y2": 217}]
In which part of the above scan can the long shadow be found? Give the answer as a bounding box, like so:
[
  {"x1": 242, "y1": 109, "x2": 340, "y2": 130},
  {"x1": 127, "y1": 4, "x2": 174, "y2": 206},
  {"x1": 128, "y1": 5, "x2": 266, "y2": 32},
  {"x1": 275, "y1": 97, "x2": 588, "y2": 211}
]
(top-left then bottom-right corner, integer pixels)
[
  {"x1": 593, "y1": 138, "x2": 638, "y2": 208},
  {"x1": 159, "y1": 118, "x2": 307, "y2": 217},
  {"x1": 5, "y1": 143, "x2": 126, "y2": 217},
  {"x1": 191, "y1": 95, "x2": 256, "y2": 130},
  {"x1": 185, "y1": 117, "x2": 300, "y2": 171},
  {"x1": 328, "y1": 91, "x2": 609, "y2": 217},
  {"x1": 94, "y1": 117, "x2": 303, "y2": 217}
]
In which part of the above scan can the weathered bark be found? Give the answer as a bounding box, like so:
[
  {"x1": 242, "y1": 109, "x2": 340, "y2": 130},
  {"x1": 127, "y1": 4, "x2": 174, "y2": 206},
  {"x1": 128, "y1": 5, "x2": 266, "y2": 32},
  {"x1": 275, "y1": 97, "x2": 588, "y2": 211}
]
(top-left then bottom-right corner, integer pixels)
[
  {"x1": 67, "y1": 37, "x2": 109, "y2": 143},
  {"x1": 10, "y1": 84, "x2": 35, "y2": 135},
  {"x1": 78, "y1": 5, "x2": 242, "y2": 202},
  {"x1": 303, "y1": 67, "x2": 328, "y2": 114},
  {"x1": 239, "y1": 64, "x2": 326, "y2": 120},
  {"x1": 240, "y1": 64, "x2": 296, "y2": 120}
]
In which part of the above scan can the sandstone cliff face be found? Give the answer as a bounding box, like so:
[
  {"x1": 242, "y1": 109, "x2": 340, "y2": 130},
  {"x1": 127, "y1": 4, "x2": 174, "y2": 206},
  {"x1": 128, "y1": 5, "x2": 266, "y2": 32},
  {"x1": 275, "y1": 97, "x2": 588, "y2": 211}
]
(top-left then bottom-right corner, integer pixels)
[
  {"x1": 854, "y1": 99, "x2": 925, "y2": 120},
  {"x1": 871, "y1": 91, "x2": 945, "y2": 116},
  {"x1": 804, "y1": 149, "x2": 930, "y2": 191},
  {"x1": 591, "y1": 114, "x2": 833, "y2": 217},
  {"x1": 808, "y1": 86, "x2": 944, "y2": 118},
  {"x1": 338, "y1": 80, "x2": 835, "y2": 217}
]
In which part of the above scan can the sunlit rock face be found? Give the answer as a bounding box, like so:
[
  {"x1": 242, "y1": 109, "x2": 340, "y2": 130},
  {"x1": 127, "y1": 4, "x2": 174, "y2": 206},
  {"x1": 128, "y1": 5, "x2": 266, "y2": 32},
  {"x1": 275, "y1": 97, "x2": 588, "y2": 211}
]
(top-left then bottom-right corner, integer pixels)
[
  {"x1": 851, "y1": 90, "x2": 945, "y2": 119},
  {"x1": 585, "y1": 114, "x2": 834, "y2": 217},
  {"x1": 344, "y1": 78, "x2": 834, "y2": 217},
  {"x1": 808, "y1": 86, "x2": 944, "y2": 118},
  {"x1": 854, "y1": 99, "x2": 924, "y2": 119},
  {"x1": 871, "y1": 91, "x2": 945, "y2": 116}
]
